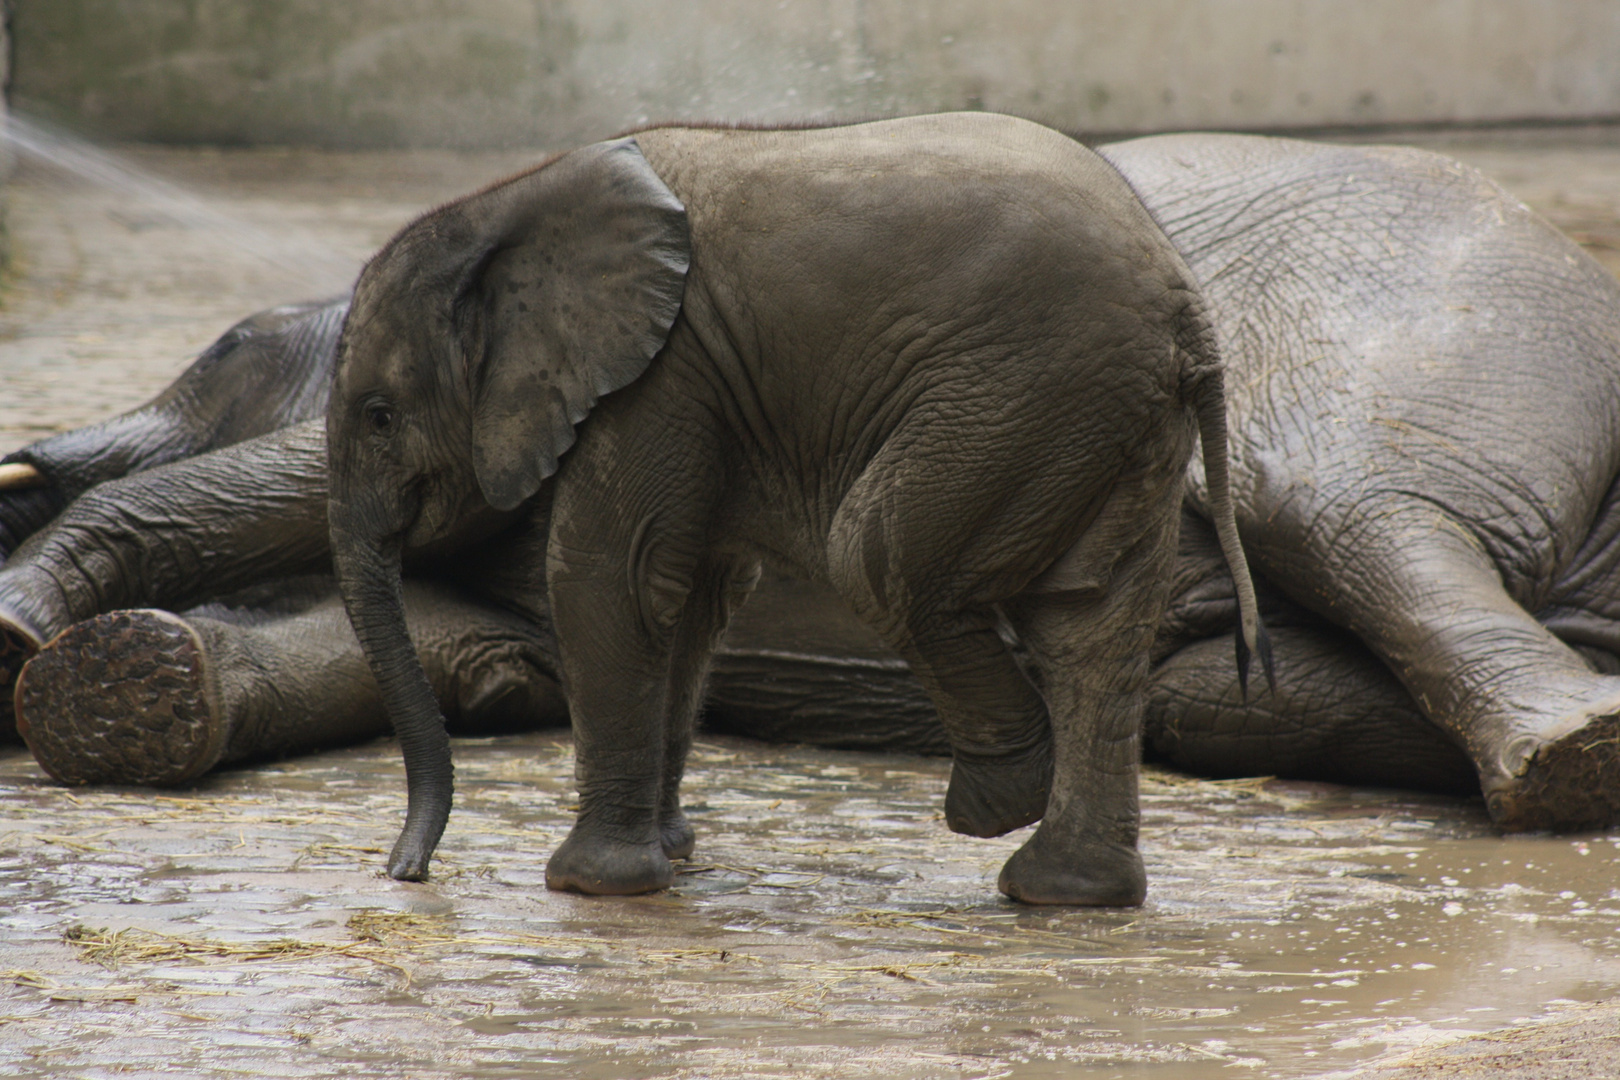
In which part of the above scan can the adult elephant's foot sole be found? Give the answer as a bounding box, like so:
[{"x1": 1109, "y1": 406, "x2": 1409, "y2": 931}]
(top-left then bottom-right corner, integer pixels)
[
  {"x1": 545, "y1": 831, "x2": 674, "y2": 895},
  {"x1": 1486, "y1": 703, "x2": 1620, "y2": 832},
  {"x1": 944, "y1": 743, "x2": 1052, "y2": 837},
  {"x1": 997, "y1": 835, "x2": 1147, "y2": 906},
  {"x1": 16, "y1": 609, "x2": 227, "y2": 786}
]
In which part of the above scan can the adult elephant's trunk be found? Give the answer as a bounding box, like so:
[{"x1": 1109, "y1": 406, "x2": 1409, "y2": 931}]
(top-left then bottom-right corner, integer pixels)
[{"x1": 329, "y1": 496, "x2": 452, "y2": 881}]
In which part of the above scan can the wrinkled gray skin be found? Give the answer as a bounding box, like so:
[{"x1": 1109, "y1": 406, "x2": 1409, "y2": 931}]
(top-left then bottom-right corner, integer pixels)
[
  {"x1": 325, "y1": 113, "x2": 1262, "y2": 905},
  {"x1": 1106, "y1": 134, "x2": 1620, "y2": 831},
  {"x1": 0, "y1": 301, "x2": 347, "y2": 707},
  {"x1": 0, "y1": 299, "x2": 343, "y2": 558},
  {"x1": 2, "y1": 130, "x2": 1609, "y2": 900}
]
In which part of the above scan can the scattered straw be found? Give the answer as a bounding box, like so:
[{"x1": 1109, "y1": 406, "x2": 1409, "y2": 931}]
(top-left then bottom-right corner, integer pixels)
[
  {"x1": 62, "y1": 925, "x2": 415, "y2": 983},
  {"x1": 1141, "y1": 769, "x2": 1277, "y2": 796},
  {"x1": 344, "y1": 912, "x2": 454, "y2": 946},
  {"x1": 638, "y1": 946, "x2": 761, "y2": 966},
  {"x1": 289, "y1": 842, "x2": 387, "y2": 869},
  {"x1": 831, "y1": 953, "x2": 973, "y2": 983},
  {"x1": 7, "y1": 968, "x2": 163, "y2": 1003},
  {"x1": 841, "y1": 908, "x2": 985, "y2": 935},
  {"x1": 678, "y1": 863, "x2": 825, "y2": 888},
  {"x1": 32, "y1": 835, "x2": 107, "y2": 853}
]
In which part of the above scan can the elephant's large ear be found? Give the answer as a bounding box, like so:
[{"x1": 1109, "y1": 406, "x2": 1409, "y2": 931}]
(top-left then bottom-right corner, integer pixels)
[{"x1": 461, "y1": 137, "x2": 689, "y2": 511}]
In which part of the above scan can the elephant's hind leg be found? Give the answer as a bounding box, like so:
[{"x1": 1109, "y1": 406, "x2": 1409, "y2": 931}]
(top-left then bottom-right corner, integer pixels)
[
  {"x1": 1147, "y1": 622, "x2": 1478, "y2": 795},
  {"x1": 993, "y1": 508, "x2": 1177, "y2": 907},
  {"x1": 1256, "y1": 501, "x2": 1620, "y2": 830},
  {"x1": 825, "y1": 533, "x2": 1053, "y2": 840},
  {"x1": 824, "y1": 450, "x2": 1070, "y2": 841},
  {"x1": 0, "y1": 423, "x2": 331, "y2": 737},
  {"x1": 883, "y1": 612, "x2": 1054, "y2": 838}
]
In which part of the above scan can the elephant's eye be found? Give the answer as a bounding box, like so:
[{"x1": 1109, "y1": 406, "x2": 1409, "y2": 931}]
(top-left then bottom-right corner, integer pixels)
[{"x1": 365, "y1": 402, "x2": 396, "y2": 435}]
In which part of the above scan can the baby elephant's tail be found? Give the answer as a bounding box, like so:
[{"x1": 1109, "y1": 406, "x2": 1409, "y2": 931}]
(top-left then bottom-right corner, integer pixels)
[{"x1": 1179, "y1": 313, "x2": 1274, "y2": 698}]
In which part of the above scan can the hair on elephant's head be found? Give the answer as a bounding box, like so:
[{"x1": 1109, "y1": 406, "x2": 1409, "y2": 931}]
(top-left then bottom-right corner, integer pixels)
[{"x1": 325, "y1": 136, "x2": 690, "y2": 880}]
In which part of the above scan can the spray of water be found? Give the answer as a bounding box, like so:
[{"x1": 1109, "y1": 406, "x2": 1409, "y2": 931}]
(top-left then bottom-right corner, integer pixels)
[{"x1": 2, "y1": 112, "x2": 359, "y2": 293}]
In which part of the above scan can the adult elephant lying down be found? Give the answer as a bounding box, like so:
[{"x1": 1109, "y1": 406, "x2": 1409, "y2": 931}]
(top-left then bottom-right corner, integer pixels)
[{"x1": 0, "y1": 131, "x2": 1615, "y2": 844}]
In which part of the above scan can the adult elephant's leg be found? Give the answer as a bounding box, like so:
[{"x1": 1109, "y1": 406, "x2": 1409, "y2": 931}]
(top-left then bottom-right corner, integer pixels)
[
  {"x1": 706, "y1": 573, "x2": 949, "y2": 754},
  {"x1": 1147, "y1": 505, "x2": 1476, "y2": 794},
  {"x1": 1539, "y1": 473, "x2": 1620, "y2": 676},
  {"x1": 1256, "y1": 501, "x2": 1620, "y2": 829},
  {"x1": 0, "y1": 421, "x2": 331, "y2": 648},
  {"x1": 1147, "y1": 623, "x2": 1477, "y2": 795},
  {"x1": 0, "y1": 422, "x2": 331, "y2": 736},
  {"x1": 0, "y1": 298, "x2": 346, "y2": 558},
  {"x1": 17, "y1": 578, "x2": 564, "y2": 786}
]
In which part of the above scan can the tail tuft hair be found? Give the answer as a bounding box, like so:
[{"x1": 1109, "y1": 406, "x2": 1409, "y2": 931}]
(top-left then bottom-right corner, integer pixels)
[{"x1": 1235, "y1": 623, "x2": 1277, "y2": 703}]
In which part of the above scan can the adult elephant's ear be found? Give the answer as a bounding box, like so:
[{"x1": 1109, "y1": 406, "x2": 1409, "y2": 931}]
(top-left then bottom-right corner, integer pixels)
[{"x1": 462, "y1": 137, "x2": 689, "y2": 511}]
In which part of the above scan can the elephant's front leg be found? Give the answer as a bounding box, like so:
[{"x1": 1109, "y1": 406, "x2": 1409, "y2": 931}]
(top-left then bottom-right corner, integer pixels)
[
  {"x1": 654, "y1": 558, "x2": 761, "y2": 861},
  {"x1": 0, "y1": 422, "x2": 332, "y2": 735},
  {"x1": 542, "y1": 451, "x2": 725, "y2": 896},
  {"x1": 544, "y1": 566, "x2": 727, "y2": 893},
  {"x1": 0, "y1": 422, "x2": 331, "y2": 645}
]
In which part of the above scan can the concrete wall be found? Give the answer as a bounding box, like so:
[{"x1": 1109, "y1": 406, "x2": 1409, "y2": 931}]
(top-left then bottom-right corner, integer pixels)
[{"x1": 13, "y1": 1, "x2": 1620, "y2": 149}]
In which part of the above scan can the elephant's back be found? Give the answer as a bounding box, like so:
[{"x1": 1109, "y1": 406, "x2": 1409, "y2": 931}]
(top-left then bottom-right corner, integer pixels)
[
  {"x1": 1102, "y1": 132, "x2": 1620, "y2": 390},
  {"x1": 633, "y1": 115, "x2": 1199, "y2": 316},
  {"x1": 1102, "y1": 132, "x2": 1620, "y2": 597},
  {"x1": 630, "y1": 116, "x2": 1212, "y2": 495},
  {"x1": 636, "y1": 113, "x2": 1148, "y2": 223}
]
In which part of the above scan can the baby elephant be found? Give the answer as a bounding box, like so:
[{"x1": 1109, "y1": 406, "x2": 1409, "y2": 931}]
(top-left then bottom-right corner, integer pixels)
[{"x1": 326, "y1": 113, "x2": 1265, "y2": 905}]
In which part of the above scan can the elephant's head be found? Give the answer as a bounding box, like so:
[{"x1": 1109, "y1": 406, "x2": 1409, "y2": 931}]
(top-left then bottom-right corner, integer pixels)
[{"x1": 326, "y1": 137, "x2": 690, "y2": 879}]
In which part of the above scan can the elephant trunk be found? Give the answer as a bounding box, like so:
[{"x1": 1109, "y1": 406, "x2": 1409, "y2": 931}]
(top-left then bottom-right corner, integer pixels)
[{"x1": 329, "y1": 497, "x2": 453, "y2": 881}]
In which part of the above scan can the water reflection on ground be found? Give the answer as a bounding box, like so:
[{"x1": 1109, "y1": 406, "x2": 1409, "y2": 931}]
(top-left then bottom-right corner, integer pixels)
[{"x1": 2, "y1": 733, "x2": 1617, "y2": 1078}]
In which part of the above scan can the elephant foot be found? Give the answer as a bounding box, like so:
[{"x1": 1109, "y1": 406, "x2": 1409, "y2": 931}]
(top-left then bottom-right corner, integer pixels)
[
  {"x1": 1485, "y1": 698, "x2": 1620, "y2": 832},
  {"x1": 545, "y1": 829, "x2": 674, "y2": 896},
  {"x1": 997, "y1": 831, "x2": 1146, "y2": 907},
  {"x1": 943, "y1": 743, "x2": 1052, "y2": 838},
  {"x1": 16, "y1": 609, "x2": 227, "y2": 786},
  {"x1": 0, "y1": 602, "x2": 46, "y2": 740},
  {"x1": 660, "y1": 811, "x2": 696, "y2": 861}
]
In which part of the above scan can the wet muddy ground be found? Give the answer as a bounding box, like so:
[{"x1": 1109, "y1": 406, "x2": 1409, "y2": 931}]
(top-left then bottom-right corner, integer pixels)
[
  {"x1": 3, "y1": 126, "x2": 1620, "y2": 1078},
  {"x1": 5, "y1": 737, "x2": 1620, "y2": 1079}
]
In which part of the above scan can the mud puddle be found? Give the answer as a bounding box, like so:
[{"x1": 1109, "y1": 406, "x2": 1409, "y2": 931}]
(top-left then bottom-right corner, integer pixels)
[{"x1": 2, "y1": 732, "x2": 1618, "y2": 1078}]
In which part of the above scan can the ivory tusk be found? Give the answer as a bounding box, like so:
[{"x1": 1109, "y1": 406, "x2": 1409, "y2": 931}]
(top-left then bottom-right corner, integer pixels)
[{"x1": 0, "y1": 462, "x2": 43, "y2": 490}]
